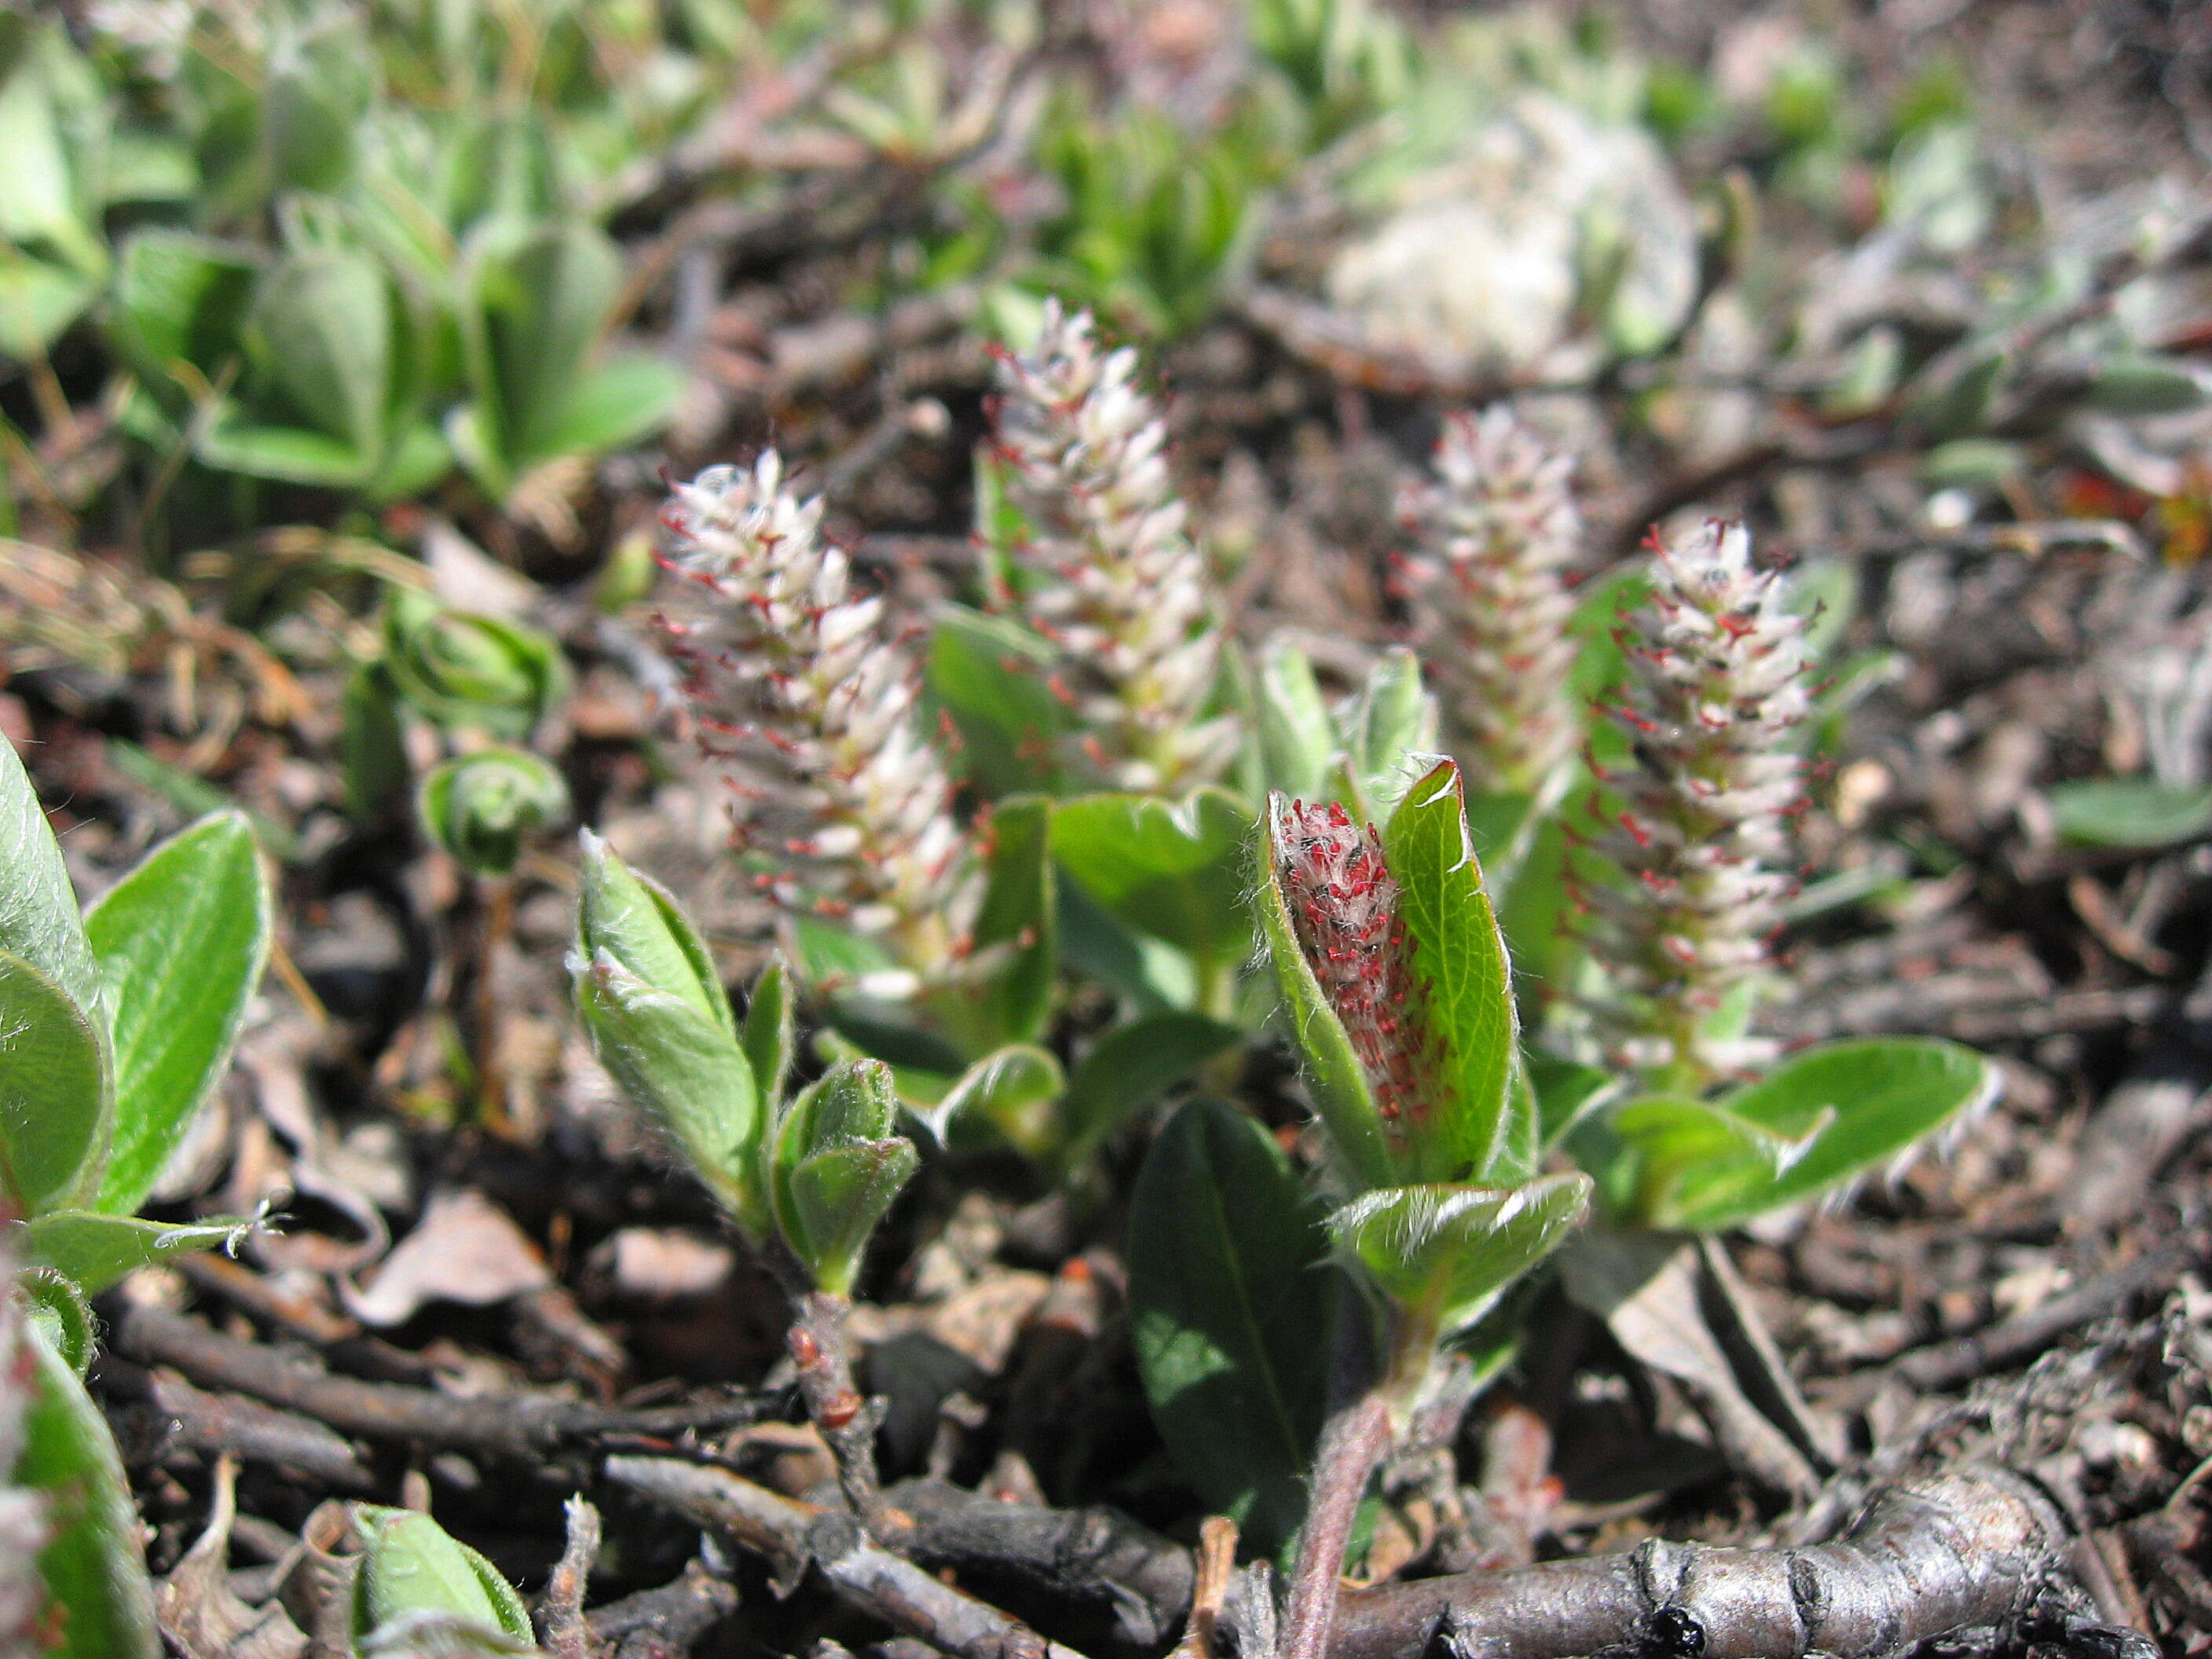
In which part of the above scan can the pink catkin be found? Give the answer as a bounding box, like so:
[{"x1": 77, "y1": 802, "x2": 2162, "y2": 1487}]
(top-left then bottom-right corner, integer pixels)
[{"x1": 1273, "y1": 800, "x2": 1443, "y2": 1140}]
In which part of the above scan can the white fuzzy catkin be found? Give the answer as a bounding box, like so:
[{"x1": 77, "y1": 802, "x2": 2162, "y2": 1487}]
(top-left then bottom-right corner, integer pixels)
[
  {"x1": 659, "y1": 452, "x2": 973, "y2": 983},
  {"x1": 1582, "y1": 520, "x2": 1811, "y2": 1082},
  {"x1": 0, "y1": 1252, "x2": 49, "y2": 1659},
  {"x1": 1403, "y1": 408, "x2": 1582, "y2": 796},
  {"x1": 992, "y1": 302, "x2": 1229, "y2": 791}
]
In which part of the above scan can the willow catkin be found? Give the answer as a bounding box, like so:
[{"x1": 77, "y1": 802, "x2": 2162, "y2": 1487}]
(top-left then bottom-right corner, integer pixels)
[
  {"x1": 992, "y1": 301, "x2": 1229, "y2": 791},
  {"x1": 658, "y1": 452, "x2": 975, "y2": 992}
]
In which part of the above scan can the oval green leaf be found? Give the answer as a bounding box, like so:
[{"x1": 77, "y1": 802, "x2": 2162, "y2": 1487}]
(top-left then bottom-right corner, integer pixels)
[
  {"x1": 86, "y1": 811, "x2": 270, "y2": 1216},
  {"x1": 1329, "y1": 1173, "x2": 1590, "y2": 1331},
  {"x1": 1049, "y1": 789, "x2": 1254, "y2": 969},
  {"x1": 0, "y1": 732, "x2": 104, "y2": 1022},
  {"x1": 22, "y1": 1210, "x2": 251, "y2": 1298},
  {"x1": 1657, "y1": 1037, "x2": 1998, "y2": 1229},
  {"x1": 1128, "y1": 1099, "x2": 1335, "y2": 1552},
  {"x1": 0, "y1": 947, "x2": 112, "y2": 1216},
  {"x1": 1380, "y1": 759, "x2": 1520, "y2": 1181},
  {"x1": 21, "y1": 1319, "x2": 161, "y2": 1658}
]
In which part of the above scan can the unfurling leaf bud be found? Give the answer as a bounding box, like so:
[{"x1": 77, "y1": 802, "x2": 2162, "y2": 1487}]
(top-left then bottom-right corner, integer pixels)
[
  {"x1": 769, "y1": 1058, "x2": 918, "y2": 1298},
  {"x1": 381, "y1": 588, "x2": 568, "y2": 742},
  {"x1": 349, "y1": 1504, "x2": 536, "y2": 1657},
  {"x1": 417, "y1": 748, "x2": 569, "y2": 877},
  {"x1": 570, "y1": 833, "x2": 765, "y2": 1236}
]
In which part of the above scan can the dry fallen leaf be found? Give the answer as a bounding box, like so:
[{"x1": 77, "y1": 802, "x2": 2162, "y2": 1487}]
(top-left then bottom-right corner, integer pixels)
[{"x1": 343, "y1": 1188, "x2": 552, "y2": 1328}]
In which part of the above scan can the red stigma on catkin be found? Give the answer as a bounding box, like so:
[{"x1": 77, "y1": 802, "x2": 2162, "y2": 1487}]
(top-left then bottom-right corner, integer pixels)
[{"x1": 1273, "y1": 800, "x2": 1443, "y2": 1141}]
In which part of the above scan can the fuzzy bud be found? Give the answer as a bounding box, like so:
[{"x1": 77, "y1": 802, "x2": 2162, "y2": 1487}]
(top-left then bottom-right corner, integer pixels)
[
  {"x1": 1582, "y1": 521, "x2": 1811, "y2": 1082},
  {"x1": 992, "y1": 302, "x2": 1230, "y2": 791},
  {"x1": 658, "y1": 452, "x2": 976, "y2": 968},
  {"x1": 1403, "y1": 408, "x2": 1582, "y2": 794},
  {"x1": 1271, "y1": 798, "x2": 1443, "y2": 1145}
]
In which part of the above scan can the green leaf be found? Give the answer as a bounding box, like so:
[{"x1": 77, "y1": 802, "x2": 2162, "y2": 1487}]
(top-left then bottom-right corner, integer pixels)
[
  {"x1": 786, "y1": 1137, "x2": 919, "y2": 1298},
  {"x1": 1339, "y1": 647, "x2": 1436, "y2": 818},
  {"x1": 926, "y1": 606, "x2": 1079, "y2": 797},
  {"x1": 771, "y1": 1058, "x2": 918, "y2": 1296},
  {"x1": 86, "y1": 811, "x2": 270, "y2": 1216},
  {"x1": 381, "y1": 588, "x2": 567, "y2": 742},
  {"x1": 463, "y1": 218, "x2": 621, "y2": 471},
  {"x1": 1128, "y1": 1099, "x2": 1335, "y2": 1553},
  {"x1": 350, "y1": 1505, "x2": 533, "y2": 1650},
  {"x1": 574, "y1": 840, "x2": 759, "y2": 1232},
  {"x1": 1062, "y1": 1012, "x2": 1240, "y2": 1165},
  {"x1": 1380, "y1": 759, "x2": 1519, "y2": 1182},
  {"x1": 20, "y1": 1320, "x2": 161, "y2": 1659},
  {"x1": 1643, "y1": 1038, "x2": 1998, "y2": 1230},
  {"x1": 22, "y1": 1210, "x2": 251, "y2": 1297},
  {"x1": 575, "y1": 951, "x2": 764, "y2": 1236},
  {"x1": 1254, "y1": 642, "x2": 1334, "y2": 801},
  {"x1": 246, "y1": 247, "x2": 392, "y2": 458},
  {"x1": 0, "y1": 56, "x2": 80, "y2": 249},
  {"x1": 741, "y1": 958, "x2": 797, "y2": 1111},
  {"x1": 194, "y1": 423, "x2": 373, "y2": 487},
  {"x1": 1611, "y1": 1095, "x2": 1834, "y2": 1229},
  {"x1": 519, "y1": 352, "x2": 682, "y2": 466},
  {"x1": 339, "y1": 660, "x2": 410, "y2": 822},
  {"x1": 2050, "y1": 778, "x2": 2212, "y2": 849},
  {"x1": 1903, "y1": 346, "x2": 2005, "y2": 440},
  {"x1": 0, "y1": 947, "x2": 111, "y2": 1215},
  {"x1": 907, "y1": 1043, "x2": 1064, "y2": 1159},
  {"x1": 1525, "y1": 1051, "x2": 1621, "y2": 1152},
  {"x1": 1329, "y1": 1174, "x2": 1590, "y2": 1331},
  {"x1": 416, "y1": 749, "x2": 569, "y2": 877},
  {"x1": 576, "y1": 832, "x2": 734, "y2": 1035},
  {"x1": 958, "y1": 796, "x2": 1056, "y2": 1046},
  {"x1": 1254, "y1": 796, "x2": 1394, "y2": 1191},
  {"x1": 1918, "y1": 438, "x2": 2025, "y2": 492},
  {"x1": 263, "y1": 22, "x2": 370, "y2": 196},
  {"x1": 19, "y1": 1263, "x2": 94, "y2": 1375},
  {"x1": 0, "y1": 731, "x2": 104, "y2": 1020},
  {"x1": 108, "y1": 229, "x2": 258, "y2": 383},
  {"x1": 1049, "y1": 789, "x2": 1254, "y2": 970},
  {"x1": 2087, "y1": 354, "x2": 2210, "y2": 416},
  {"x1": 0, "y1": 251, "x2": 96, "y2": 357}
]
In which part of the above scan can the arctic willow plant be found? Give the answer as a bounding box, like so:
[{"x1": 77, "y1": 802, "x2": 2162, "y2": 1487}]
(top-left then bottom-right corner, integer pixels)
[
  {"x1": 1401, "y1": 407, "x2": 1583, "y2": 799},
  {"x1": 1251, "y1": 760, "x2": 1590, "y2": 1659},
  {"x1": 1581, "y1": 519, "x2": 1811, "y2": 1087},
  {"x1": 571, "y1": 835, "x2": 916, "y2": 1523},
  {"x1": 991, "y1": 302, "x2": 1231, "y2": 791},
  {"x1": 0, "y1": 734, "x2": 276, "y2": 1659},
  {"x1": 659, "y1": 451, "x2": 976, "y2": 994}
]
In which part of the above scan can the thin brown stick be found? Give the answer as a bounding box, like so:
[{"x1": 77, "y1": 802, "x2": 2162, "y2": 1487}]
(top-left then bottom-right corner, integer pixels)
[
  {"x1": 106, "y1": 1304, "x2": 760, "y2": 1458},
  {"x1": 1890, "y1": 1247, "x2": 2183, "y2": 1391},
  {"x1": 540, "y1": 1496, "x2": 602, "y2": 1659},
  {"x1": 606, "y1": 1456, "x2": 1091, "y2": 1659},
  {"x1": 584, "y1": 1562, "x2": 738, "y2": 1657}
]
